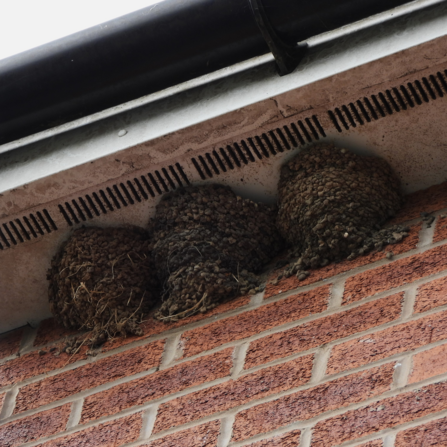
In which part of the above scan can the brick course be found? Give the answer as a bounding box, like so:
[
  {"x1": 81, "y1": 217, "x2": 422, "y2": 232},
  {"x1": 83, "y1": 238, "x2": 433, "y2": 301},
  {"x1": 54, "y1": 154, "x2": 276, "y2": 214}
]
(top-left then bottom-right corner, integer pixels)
[
  {"x1": 414, "y1": 275, "x2": 447, "y2": 313},
  {"x1": 395, "y1": 416, "x2": 447, "y2": 446},
  {"x1": 409, "y1": 343, "x2": 447, "y2": 383},
  {"x1": 247, "y1": 429, "x2": 302, "y2": 446}
]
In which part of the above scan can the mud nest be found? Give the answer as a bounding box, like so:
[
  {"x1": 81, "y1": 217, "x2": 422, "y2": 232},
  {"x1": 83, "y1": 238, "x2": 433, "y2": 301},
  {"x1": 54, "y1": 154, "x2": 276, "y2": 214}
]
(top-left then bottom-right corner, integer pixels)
[
  {"x1": 47, "y1": 226, "x2": 160, "y2": 346},
  {"x1": 150, "y1": 184, "x2": 284, "y2": 321},
  {"x1": 277, "y1": 143, "x2": 405, "y2": 276}
]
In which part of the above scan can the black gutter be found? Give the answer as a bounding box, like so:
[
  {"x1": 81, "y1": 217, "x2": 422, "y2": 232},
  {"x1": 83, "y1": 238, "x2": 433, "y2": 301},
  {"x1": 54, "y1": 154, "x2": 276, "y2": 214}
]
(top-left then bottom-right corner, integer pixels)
[{"x1": 0, "y1": 0, "x2": 414, "y2": 146}]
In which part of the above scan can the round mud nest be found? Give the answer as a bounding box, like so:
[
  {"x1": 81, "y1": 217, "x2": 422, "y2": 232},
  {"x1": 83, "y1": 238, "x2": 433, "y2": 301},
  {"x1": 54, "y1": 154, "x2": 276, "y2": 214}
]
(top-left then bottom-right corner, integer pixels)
[
  {"x1": 47, "y1": 226, "x2": 160, "y2": 346},
  {"x1": 151, "y1": 184, "x2": 284, "y2": 321},
  {"x1": 277, "y1": 143, "x2": 405, "y2": 275}
]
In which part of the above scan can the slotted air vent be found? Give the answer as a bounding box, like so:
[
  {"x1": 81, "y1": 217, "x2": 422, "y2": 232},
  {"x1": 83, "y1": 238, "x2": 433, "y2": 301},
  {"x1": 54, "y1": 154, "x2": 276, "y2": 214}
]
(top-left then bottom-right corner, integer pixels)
[
  {"x1": 58, "y1": 164, "x2": 190, "y2": 226},
  {"x1": 0, "y1": 210, "x2": 57, "y2": 250},
  {"x1": 328, "y1": 70, "x2": 447, "y2": 132},
  {"x1": 191, "y1": 116, "x2": 326, "y2": 179}
]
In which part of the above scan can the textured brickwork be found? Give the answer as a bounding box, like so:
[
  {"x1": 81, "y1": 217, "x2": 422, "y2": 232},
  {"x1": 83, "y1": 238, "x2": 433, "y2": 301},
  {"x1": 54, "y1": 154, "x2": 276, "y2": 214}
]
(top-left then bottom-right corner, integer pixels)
[
  {"x1": 0, "y1": 404, "x2": 71, "y2": 447},
  {"x1": 81, "y1": 348, "x2": 233, "y2": 423},
  {"x1": 2, "y1": 182, "x2": 447, "y2": 447},
  {"x1": 181, "y1": 285, "x2": 329, "y2": 358},
  {"x1": 232, "y1": 363, "x2": 394, "y2": 442},
  {"x1": 154, "y1": 355, "x2": 313, "y2": 432},
  {"x1": 245, "y1": 293, "x2": 403, "y2": 369},
  {"x1": 327, "y1": 310, "x2": 447, "y2": 374},
  {"x1": 36, "y1": 413, "x2": 142, "y2": 447}
]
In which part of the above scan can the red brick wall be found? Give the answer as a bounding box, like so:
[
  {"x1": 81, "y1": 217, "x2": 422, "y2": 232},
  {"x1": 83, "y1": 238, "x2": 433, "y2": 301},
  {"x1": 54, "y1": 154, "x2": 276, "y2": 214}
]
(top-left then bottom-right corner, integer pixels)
[{"x1": 2, "y1": 181, "x2": 447, "y2": 446}]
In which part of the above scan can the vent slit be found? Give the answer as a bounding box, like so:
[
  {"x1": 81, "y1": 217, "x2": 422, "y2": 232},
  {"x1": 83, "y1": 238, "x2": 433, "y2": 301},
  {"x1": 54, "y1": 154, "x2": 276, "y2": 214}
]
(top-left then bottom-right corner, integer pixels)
[
  {"x1": 371, "y1": 95, "x2": 385, "y2": 117},
  {"x1": 298, "y1": 120, "x2": 312, "y2": 142},
  {"x1": 155, "y1": 171, "x2": 169, "y2": 192},
  {"x1": 192, "y1": 157, "x2": 206, "y2": 179},
  {"x1": 234, "y1": 142, "x2": 248, "y2": 163},
  {"x1": 107, "y1": 187, "x2": 121, "y2": 209},
  {"x1": 220, "y1": 147, "x2": 235, "y2": 168},
  {"x1": 148, "y1": 173, "x2": 163, "y2": 195},
  {"x1": 363, "y1": 97, "x2": 378, "y2": 120},
  {"x1": 43, "y1": 209, "x2": 58, "y2": 230},
  {"x1": 414, "y1": 80, "x2": 429, "y2": 102},
  {"x1": 212, "y1": 150, "x2": 227, "y2": 172},
  {"x1": 227, "y1": 145, "x2": 241, "y2": 166},
  {"x1": 247, "y1": 138, "x2": 263, "y2": 159},
  {"x1": 59, "y1": 205, "x2": 73, "y2": 225},
  {"x1": 112, "y1": 185, "x2": 126, "y2": 206},
  {"x1": 349, "y1": 103, "x2": 364, "y2": 125},
  {"x1": 71, "y1": 200, "x2": 86, "y2": 221},
  {"x1": 335, "y1": 108, "x2": 349, "y2": 130},
  {"x1": 312, "y1": 115, "x2": 326, "y2": 137},
  {"x1": 0, "y1": 241, "x2": 3, "y2": 250},
  {"x1": 175, "y1": 163, "x2": 190, "y2": 185},
  {"x1": 276, "y1": 128, "x2": 290, "y2": 150},
  {"x1": 31, "y1": 213, "x2": 45, "y2": 234},
  {"x1": 261, "y1": 134, "x2": 276, "y2": 155},
  {"x1": 378, "y1": 92, "x2": 393, "y2": 115},
  {"x1": 168, "y1": 165, "x2": 183, "y2": 187},
  {"x1": 23, "y1": 216, "x2": 38, "y2": 238},
  {"x1": 162, "y1": 168, "x2": 176, "y2": 190},
  {"x1": 407, "y1": 83, "x2": 422, "y2": 105},
  {"x1": 0, "y1": 227, "x2": 11, "y2": 247},
  {"x1": 283, "y1": 125, "x2": 297, "y2": 147},
  {"x1": 393, "y1": 87, "x2": 407, "y2": 110},
  {"x1": 16, "y1": 219, "x2": 31, "y2": 240},
  {"x1": 198, "y1": 155, "x2": 213, "y2": 177},
  {"x1": 289, "y1": 123, "x2": 305, "y2": 145},
  {"x1": 134, "y1": 178, "x2": 148, "y2": 200},
  {"x1": 102, "y1": 189, "x2": 116, "y2": 210},
  {"x1": 141, "y1": 176, "x2": 155, "y2": 197},
  {"x1": 205, "y1": 153, "x2": 219, "y2": 174},
  {"x1": 341, "y1": 105, "x2": 356, "y2": 127},
  {"x1": 64, "y1": 203, "x2": 80, "y2": 224},
  {"x1": 437, "y1": 71, "x2": 447, "y2": 92},
  {"x1": 93, "y1": 192, "x2": 108, "y2": 214},
  {"x1": 255, "y1": 136, "x2": 270, "y2": 157},
  {"x1": 386, "y1": 90, "x2": 400, "y2": 112},
  {"x1": 356, "y1": 100, "x2": 371, "y2": 122},
  {"x1": 305, "y1": 117, "x2": 320, "y2": 138},
  {"x1": 268, "y1": 131, "x2": 284, "y2": 152},
  {"x1": 86, "y1": 195, "x2": 100, "y2": 216},
  {"x1": 78, "y1": 197, "x2": 93, "y2": 219},
  {"x1": 10, "y1": 222, "x2": 24, "y2": 242},
  {"x1": 3, "y1": 224, "x2": 17, "y2": 245},
  {"x1": 240, "y1": 140, "x2": 255, "y2": 162},
  {"x1": 423, "y1": 77, "x2": 437, "y2": 100},
  {"x1": 126, "y1": 181, "x2": 141, "y2": 202},
  {"x1": 429, "y1": 75, "x2": 444, "y2": 97},
  {"x1": 400, "y1": 85, "x2": 414, "y2": 107},
  {"x1": 328, "y1": 110, "x2": 342, "y2": 132}
]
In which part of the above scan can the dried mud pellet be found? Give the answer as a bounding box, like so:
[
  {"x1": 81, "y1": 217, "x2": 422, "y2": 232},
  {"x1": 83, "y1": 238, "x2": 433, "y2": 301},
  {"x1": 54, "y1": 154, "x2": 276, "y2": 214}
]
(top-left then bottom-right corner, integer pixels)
[{"x1": 47, "y1": 226, "x2": 160, "y2": 346}]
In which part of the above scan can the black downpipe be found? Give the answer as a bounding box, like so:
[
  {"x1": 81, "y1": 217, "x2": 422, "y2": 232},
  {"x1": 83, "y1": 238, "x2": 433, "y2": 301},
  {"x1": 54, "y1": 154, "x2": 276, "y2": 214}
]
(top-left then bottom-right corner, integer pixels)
[{"x1": 0, "y1": 0, "x2": 413, "y2": 146}]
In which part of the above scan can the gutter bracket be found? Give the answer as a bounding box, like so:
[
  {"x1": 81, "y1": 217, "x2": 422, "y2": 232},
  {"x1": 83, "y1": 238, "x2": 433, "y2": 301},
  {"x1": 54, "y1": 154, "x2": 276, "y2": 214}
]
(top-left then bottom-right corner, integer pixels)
[{"x1": 248, "y1": 0, "x2": 308, "y2": 76}]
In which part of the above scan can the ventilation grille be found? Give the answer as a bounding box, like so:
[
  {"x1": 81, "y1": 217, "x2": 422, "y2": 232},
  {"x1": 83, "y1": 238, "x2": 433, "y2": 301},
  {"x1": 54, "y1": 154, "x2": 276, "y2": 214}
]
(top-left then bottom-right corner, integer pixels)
[
  {"x1": 0, "y1": 210, "x2": 57, "y2": 250},
  {"x1": 329, "y1": 70, "x2": 447, "y2": 132},
  {"x1": 190, "y1": 116, "x2": 325, "y2": 179},
  {"x1": 58, "y1": 164, "x2": 190, "y2": 226}
]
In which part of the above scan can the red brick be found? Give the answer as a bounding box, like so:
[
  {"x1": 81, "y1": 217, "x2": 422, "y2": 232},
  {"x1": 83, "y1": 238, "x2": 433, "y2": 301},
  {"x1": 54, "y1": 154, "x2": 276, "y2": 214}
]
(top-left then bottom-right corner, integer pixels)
[
  {"x1": 14, "y1": 340, "x2": 164, "y2": 414},
  {"x1": 181, "y1": 286, "x2": 329, "y2": 358},
  {"x1": 409, "y1": 343, "x2": 447, "y2": 384},
  {"x1": 327, "y1": 310, "x2": 447, "y2": 375},
  {"x1": 311, "y1": 380, "x2": 447, "y2": 446},
  {"x1": 434, "y1": 215, "x2": 447, "y2": 243},
  {"x1": 232, "y1": 363, "x2": 394, "y2": 442},
  {"x1": 0, "y1": 392, "x2": 5, "y2": 414},
  {"x1": 0, "y1": 404, "x2": 70, "y2": 447},
  {"x1": 414, "y1": 275, "x2": 447, "y2": 313},
  {"x1": 143, "y1": 421, "x2": 220, "y2": 447},
  {"x1": 265, "y1": 224, "x2": 420, "y2": 299},
  {"x1": 0, "y1": 328, "x2": 23, "y2": 360},
  {"x1": 343, "y1": 244, "x2": 447, "y2": 304},
  {"x1": 81, "y1": 348, "x2": 233, "y2": 423},
  {"x1": 247, "y1": 429, "x2": 301, "y2": 446},
  {"x1": 0, "y1": 343, "x2": 90, "y2": 388},
  {"x1": 395, "y1": 416, "x2": 447, "y2": 446},
  {"x1": 154, "y1": 355, "x2": 313, "y2": 433},
  {"x1": 34, "y1": 318, "x2": 79, "y2": 347},
  {"x1": 392, "y1": 180, "x2": 447, "y2": 224},
  {"x1": 355, "y1": 441, "x2": 383, "y2": 447},
  {"x1": 246, "y1": 293, "x2": 403, "y2": 369},
  {"x1": 36, "y1": 412, "x2": 142, "y2": 447},
  {"x1": 102, "y1": 295, "x2": 251, "y2": 352}
]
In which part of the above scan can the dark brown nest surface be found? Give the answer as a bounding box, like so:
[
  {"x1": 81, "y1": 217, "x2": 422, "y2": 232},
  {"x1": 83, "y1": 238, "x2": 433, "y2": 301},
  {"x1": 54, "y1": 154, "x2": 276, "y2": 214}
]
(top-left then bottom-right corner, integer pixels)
[
  {"x1": 277, "y1": 143, "x2": 406, "y2": 278},
  {"x1": 151, "y1": 184, "x2": 284, "y2": 321},
  {"x1": 47, "y1": 226, "x2": 159, "y2": 346}
]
